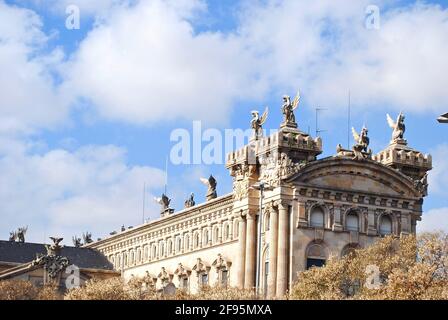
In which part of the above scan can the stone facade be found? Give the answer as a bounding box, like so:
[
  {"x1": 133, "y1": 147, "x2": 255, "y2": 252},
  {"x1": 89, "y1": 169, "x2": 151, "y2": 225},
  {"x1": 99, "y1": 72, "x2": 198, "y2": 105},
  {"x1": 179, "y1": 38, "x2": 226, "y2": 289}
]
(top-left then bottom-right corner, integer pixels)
[{"x1": 87, "y1": 120, "x2": 431, "y2": 298}]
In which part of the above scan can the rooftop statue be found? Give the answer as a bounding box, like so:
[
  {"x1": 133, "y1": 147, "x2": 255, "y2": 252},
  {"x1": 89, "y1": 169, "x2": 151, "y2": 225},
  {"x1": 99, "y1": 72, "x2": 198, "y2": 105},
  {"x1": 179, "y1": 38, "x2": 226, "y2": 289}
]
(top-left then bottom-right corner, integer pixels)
[
  {"x1": 281, "y1": 90, "x2": 300, "y2": 128},
  {"x1": 251, "y1": 107, "x2": 268, "y2": 139},
  {"x1": 184, "y1": 193, "x2": 196, "y2": 208},
  {"x1": 200, "y1": 175, "x2": 217, "y2": 201},
  {"x1": 16, "y1": 226, "x2": 27, "y2": 243},
  {"x1": 352, "y1": 126, "x2": 371, "y2": 160},
  {"x1": 82, "y1": 232, "x2": 93, "y2": 244},
  {"x1": 387, "y1": 112, "x2": 406, "y2": 143},
  {"x1": 72, "y1": 235, "x2": 82, "y2": 247},
  {"x1": 155, "y1": 193, "x2": 172, "y2": 214},
  {"x1": 9, "y1": 231, "x2": 17, "y2": 242},
  {"x1": 336, "y1": 125, "x2": 372, "y2": 160}
]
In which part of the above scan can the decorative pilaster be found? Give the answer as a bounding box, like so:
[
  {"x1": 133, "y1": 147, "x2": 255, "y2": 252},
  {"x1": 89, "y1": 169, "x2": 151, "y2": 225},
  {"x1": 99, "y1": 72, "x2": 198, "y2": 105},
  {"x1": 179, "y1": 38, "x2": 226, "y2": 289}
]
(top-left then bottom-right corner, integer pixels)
[
  {"x1": 276, "y1": 202, "x2": 289, "y2": 297},
  {"x1": 244, "y1": 211, "x2": 257, "y2": 289},
  {"x1": 332, "y1": 205, "x2": 343, "y2": 232},
  {"x1": 297, "y1": 201, "x2": 307, "y2": 227},
  {"x1": 236, "y1": 213, "x2": 246, "y2": 289},
  {"x1": 267, "y1": 204, "x2": 279, "y2": 298},
  {"x1": 367, "y1": 208, "x2": 377, "y2": 236}
]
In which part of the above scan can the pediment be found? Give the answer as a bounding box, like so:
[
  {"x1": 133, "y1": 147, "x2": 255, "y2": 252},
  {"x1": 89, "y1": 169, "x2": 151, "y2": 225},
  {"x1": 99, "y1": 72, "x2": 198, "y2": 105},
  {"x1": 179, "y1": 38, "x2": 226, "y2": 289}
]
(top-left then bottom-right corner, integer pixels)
[{"x1": 285, "y1": 158, "x2": 421, "y2": 198}]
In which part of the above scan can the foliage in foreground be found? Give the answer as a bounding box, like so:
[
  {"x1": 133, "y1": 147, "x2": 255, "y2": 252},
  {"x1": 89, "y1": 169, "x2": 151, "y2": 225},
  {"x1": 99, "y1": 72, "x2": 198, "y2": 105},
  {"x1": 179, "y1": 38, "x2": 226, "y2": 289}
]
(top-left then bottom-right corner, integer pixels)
[
  {"x1": 290, "y1": 232, "x2": 448, "y2": 300},
  {"x1": 0, "y1": 280, "x2": 61, "y2": 300},
  {"x1": 1, "y1": 232, "x2": 447, "y2": 300}
]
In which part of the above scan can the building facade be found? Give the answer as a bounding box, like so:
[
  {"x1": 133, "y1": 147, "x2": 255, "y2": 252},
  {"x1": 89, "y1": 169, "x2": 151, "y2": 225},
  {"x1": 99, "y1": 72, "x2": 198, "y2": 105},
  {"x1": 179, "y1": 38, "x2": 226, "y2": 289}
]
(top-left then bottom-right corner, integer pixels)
[{"x1": 87, "y1": 106, "x2": 431, "y2": 298}]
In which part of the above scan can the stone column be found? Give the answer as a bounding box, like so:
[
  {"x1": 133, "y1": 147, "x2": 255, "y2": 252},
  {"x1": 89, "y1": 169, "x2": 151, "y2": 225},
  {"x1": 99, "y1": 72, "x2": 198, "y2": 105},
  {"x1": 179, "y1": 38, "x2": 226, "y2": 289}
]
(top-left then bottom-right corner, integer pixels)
[
  {"x1": 367, "y1": 208, "x2": 377, "y2": 236},
  {"x1": 332, "y1": 205, "x2": 343, "y2": 231},
  {"x1": 236, "y1": 213, "x2": 247, "y2": 289},
  {"x1": 400, "y1": 212, "x2": 410, "y2": 235},
  {"x1": 267, "y1": 205, "x2": 278, "y2": 298},
  {"x1": 276, "y1": 202, "x2": 289, "y2": 297},
  {"x1": 244, "y1": 211, "x2": 257, "y2": 289}
]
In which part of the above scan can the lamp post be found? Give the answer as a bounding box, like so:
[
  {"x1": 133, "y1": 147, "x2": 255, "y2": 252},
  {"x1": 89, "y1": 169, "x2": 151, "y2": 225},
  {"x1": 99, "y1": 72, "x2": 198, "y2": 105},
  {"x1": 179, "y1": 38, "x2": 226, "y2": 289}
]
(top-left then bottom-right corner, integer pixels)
[{"x1": 251, "y1": 182, "x2": 273, "y2": 297}]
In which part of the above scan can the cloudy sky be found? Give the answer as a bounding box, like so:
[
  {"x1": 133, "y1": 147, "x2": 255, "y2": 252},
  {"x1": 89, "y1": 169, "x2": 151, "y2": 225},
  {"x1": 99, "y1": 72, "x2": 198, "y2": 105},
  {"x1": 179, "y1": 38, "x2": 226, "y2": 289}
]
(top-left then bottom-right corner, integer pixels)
[{"x1": 1, "y1": 0, "x2": 447, "y2": 243}]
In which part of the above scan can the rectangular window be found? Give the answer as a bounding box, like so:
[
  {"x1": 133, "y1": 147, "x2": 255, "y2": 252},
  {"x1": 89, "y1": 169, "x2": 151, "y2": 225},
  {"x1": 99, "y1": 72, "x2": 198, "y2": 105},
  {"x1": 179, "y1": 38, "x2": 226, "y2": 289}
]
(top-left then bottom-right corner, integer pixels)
[
  {"x1": 201, "y1": 273, "x2": 208, "y2": 285},
  {"x1": 182, "y1": 277, "x2": 188, "y2": 288},
  {"x1": 221, "y1": 270, "x2": 228, "y2": 287}
]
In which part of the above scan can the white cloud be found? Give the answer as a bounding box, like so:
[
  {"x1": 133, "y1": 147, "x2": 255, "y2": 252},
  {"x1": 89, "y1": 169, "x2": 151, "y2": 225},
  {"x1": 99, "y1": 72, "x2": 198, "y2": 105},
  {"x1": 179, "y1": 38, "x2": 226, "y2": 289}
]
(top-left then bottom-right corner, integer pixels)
[
  {"x1": 60, "y1": 0, "x2": 448, "y2": 125},
  {"x1": 63, "y1": 0, "x2": 267, "y2": 125},
  {"x1": 0, "y1": 1, "x2": 68, "y2": 134},
  {"x1": 239, "y1": 0, "x2": 448, "y2": 115},
  {"x1": 418, "y1": 207, "x2": 448, "y2": 233},
  {"x1": 428, "y1": 143, "x2": 448, "y2": 195},
  {"x1": 0, "y1": 137, "x2": 165, "y2": 243}
]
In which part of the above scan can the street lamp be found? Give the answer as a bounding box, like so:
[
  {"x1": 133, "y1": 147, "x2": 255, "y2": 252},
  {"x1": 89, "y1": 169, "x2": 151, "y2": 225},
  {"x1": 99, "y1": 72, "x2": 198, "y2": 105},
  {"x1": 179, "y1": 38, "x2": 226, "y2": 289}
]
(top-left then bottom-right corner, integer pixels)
[
  {"x1": 250, "y1": 182, "x2": 274, "y2": 297},
  {"x1": 438, "y1": 113, "x2": 448, "y2": 123}
]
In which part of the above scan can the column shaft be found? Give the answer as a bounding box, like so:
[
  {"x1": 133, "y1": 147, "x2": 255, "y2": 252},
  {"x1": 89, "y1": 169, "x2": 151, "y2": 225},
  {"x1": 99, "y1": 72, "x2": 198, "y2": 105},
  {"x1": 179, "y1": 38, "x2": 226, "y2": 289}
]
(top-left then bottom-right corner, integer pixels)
[
  {"x1": 276, "y1": 203, "x2": 289, "y2": 297},
  {"x1": 236, "y1": 215, "x2": 246, "y2": 289},
  {"x1": 267, "y1": 207, "x2": 278, "y2": 298},
  {"x1": 244, "y1": 213, "x2": 256, "y2": 289}
]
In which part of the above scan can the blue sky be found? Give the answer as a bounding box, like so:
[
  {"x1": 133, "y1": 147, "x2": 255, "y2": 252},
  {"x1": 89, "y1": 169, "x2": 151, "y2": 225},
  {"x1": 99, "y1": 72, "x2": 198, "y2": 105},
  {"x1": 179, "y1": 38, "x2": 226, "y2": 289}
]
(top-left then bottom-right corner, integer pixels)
[{"x1": 1, "y1": 0, "x2": 448, "y2": 243}]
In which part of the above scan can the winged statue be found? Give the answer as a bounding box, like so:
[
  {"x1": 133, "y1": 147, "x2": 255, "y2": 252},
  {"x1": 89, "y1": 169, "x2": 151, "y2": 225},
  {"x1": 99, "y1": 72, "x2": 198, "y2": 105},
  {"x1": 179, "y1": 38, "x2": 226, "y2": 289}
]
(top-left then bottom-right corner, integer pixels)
[
  {"x1": 154, "y1": 193, "x2": 171, "y2": 212},
  {"x1": 282, "y1": 90, "x2": 300, "y2": 125},
  {"x1": 251, "y1": 107, "x2": 269, "y2": 138},
  {"x1": 351, "y1": 126, "x2": 371, "y2": 160},
  {"x1": 9, "y1": 231, "x2": 17, "y2": 242},
  {"x1": 72, "y1": 236, "x2": 82, "y2": 247},
  {"x1": 82, "y1": 232, "x2": 93, "y2": 244},
  {"x1": 16, "y1": 226, "x2": 28, "y2": 243},
  {"x1": 200, "y1": 175, "x2": 217, "y2": 201},
  {"x1": 386, "y1": 112, "x2": 406, "y2": 142},
  {"x1": 184, "y1": 193, "x2": 195, "y2": 208}
]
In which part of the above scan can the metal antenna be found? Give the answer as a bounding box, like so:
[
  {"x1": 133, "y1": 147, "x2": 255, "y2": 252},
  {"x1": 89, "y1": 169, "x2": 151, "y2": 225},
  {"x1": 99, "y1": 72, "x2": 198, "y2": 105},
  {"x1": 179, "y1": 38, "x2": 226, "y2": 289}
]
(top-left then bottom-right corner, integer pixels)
[
  {"x1": 315, "y1": 107, "x2": 327, "y2": 137},
  {"x1": 142, "y1": 183, "x2": 146, "y2": 224},
  {"x1": 347, "y1": 90, "x2": 351, "y2": 149},
  {"x1": 164, "y1": 156, "x2": 168, "y2": 195}
]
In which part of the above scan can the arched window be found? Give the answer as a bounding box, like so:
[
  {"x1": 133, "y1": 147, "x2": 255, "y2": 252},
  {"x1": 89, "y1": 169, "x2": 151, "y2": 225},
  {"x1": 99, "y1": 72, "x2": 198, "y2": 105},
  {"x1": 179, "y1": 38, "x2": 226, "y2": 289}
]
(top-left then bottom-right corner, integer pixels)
[
  {"x1": 379, "y1": 215, "x2": 393, "y2": 235},
  {"x1": 152, "y1": 245, "x2": 157, "y2": 260},
  {"x1": 167, "y1": 240, "x2": 173, "y2": 256},
  {"x1": 203, "y1": 230, "x2": 209, "y2": 246},
  {"x1": 176, "y1": 237, "x2": 182, "y2": 253},
  {"x1": 306, "y1": 243, "x2": 327, "y2": 269},
  {"x1": 194, "y1": 233, "x2": 200, "y2": 249},
  {"x1": 144, "y1": 246, "x2": 149, "y2": 261},
  {"x1": 346, "y1": 212, "x2": 359, "y2": 232},
  {"x1": 213, "y1": 227, "x2": 219, "y2": 244},
  {"x1": 310, "y1": 206, "x2": 325, "y2": 228},
  {"x1": 123, "y1": 252, "x2": 128, "y2": 267},
  {"x1": 117, "y1": 255, "x2": 122, "y2": 269},
  {"x1": 137, "y1": 248, "x2": 141, "y2": 263},
  {"x1": 225, "y1": 224, "x2": 230, "y2": 240},
  {"x1": 184, "y1": 234, "x2": 190, "y2": 251},
  {"x1": 130, "y1": 251, "x2": 135, "y2": 265},
  {"x1": 341, "y1": 244, "x2": 360, "y2": 257},
  {"x1": 160, "y1": 242, "x2": 165, "y2": 257}
]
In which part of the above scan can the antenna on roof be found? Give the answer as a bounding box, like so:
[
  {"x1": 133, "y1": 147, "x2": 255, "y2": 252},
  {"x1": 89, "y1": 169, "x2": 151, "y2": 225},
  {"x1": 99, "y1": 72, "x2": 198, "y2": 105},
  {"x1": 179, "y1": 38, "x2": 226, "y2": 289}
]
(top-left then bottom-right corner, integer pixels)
[
  {"x1": 142, "y1": 182, "x2": 146, "y2": 224},
  {"x1": 315, "y1": 107, "x2": 327, "y2": 137},
  {"x1": 347, "y1": 90, "x2": 351, "y2": 149},
  {"x1": 164, "y1": 156, "x2": 168, "y2": 195}
]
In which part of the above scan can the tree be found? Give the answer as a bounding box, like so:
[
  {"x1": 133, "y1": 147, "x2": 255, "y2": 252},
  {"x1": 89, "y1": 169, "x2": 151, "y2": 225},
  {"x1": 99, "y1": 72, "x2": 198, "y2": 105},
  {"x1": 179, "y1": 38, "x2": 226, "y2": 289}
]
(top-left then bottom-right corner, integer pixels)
[{"x1": 290, "y1": 232, "x2": 448, "y2": 300}]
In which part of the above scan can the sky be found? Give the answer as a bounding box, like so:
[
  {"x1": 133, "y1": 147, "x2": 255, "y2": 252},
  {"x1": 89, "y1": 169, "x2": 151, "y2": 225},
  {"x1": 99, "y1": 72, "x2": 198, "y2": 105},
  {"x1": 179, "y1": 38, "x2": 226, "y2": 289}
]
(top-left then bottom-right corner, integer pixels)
[{"x1": 1, "y1": 0, "x2": 447, "y2": 244}]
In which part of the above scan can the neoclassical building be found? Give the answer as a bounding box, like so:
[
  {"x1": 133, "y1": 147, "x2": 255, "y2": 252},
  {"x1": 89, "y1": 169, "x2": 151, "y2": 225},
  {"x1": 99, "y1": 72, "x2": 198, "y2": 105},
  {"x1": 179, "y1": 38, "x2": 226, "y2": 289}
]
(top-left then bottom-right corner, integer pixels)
[{"x1": 87, "y1": 104, "x2": 431, "y2": 298}]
